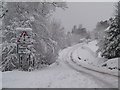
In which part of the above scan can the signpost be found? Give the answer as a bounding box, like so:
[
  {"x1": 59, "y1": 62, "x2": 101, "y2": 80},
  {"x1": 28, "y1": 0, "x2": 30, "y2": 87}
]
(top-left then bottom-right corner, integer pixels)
[{"x1": 16, "y1": 28, "x2": 33, "y2": 71}]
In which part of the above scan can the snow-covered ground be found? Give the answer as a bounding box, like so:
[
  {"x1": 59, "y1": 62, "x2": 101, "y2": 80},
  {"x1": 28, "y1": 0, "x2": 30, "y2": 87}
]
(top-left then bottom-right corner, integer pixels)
[
  {"x1": 84, "y1": 40, "x2": 98, "y2": 52},
  {"x1": 2, "y1": 49, "x2": 110, "y2": 88},
  {"x1": 2, "y1": 40, "x2": 119, "y2": 88},
  {"x1": 72, "y1": 40, "x2": 119, "y2": 76}
]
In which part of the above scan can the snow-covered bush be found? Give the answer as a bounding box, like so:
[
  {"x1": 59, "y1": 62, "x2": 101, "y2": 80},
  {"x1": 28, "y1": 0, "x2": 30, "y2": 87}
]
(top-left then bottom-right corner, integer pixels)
[{"x1": 1, "y1": 42, "x2": 18, "y2": 71}]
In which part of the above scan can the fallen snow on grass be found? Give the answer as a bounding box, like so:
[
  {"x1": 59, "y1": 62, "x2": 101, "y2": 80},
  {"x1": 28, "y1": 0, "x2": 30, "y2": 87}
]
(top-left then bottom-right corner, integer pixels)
[{"x1": 2, "y1": 60, "x2": 103, "y2": 88}]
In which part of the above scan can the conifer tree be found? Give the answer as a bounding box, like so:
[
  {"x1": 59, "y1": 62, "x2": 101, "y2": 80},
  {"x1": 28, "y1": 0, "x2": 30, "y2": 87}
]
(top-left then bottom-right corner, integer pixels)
[{"x1": 101, "y1": 2, "x2": 120, "y2": 59}]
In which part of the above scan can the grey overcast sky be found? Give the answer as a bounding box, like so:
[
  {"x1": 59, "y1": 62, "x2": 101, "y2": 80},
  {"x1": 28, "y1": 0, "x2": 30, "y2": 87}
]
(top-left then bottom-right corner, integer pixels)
[{"x1": 52, "y1": 2, "x2": 116, "y2": 32}]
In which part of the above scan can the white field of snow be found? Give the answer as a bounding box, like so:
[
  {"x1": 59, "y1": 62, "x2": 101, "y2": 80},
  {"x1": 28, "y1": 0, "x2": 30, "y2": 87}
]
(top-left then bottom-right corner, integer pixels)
[{"x1": 2, "y1": 63, "x2": 105, "y2": 88}]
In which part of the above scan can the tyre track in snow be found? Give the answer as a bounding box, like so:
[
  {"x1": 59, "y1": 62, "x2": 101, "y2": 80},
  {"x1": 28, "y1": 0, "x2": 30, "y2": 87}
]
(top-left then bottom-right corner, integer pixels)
[
  {"x1": 72, "y1": 46, "x2": 119, "y2": 77},
  {"x1": 61, "y1": 44, "x2": 118, "y2": 88}
]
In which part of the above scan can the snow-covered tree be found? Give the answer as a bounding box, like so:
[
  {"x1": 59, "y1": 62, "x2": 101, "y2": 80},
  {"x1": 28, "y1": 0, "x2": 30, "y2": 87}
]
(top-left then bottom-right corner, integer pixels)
[
  {"x1": 49, "y1": 19, "x2": 67, "y2": 50},
  {"x1": 72, "y1": 24, "x2": 87, "y2": 36},
  {"x1": 98, "y1": 2, "x2": 120, "y2": 59},
  {"x1": 1, "y1": 2, "x2": 67, "y2": 71},
  {"x1": 92, "y1": 20, "x2": 109, "y2": 40},
  {"x1": 70, "y1": 24, "x2": 89, "y2": 45}
]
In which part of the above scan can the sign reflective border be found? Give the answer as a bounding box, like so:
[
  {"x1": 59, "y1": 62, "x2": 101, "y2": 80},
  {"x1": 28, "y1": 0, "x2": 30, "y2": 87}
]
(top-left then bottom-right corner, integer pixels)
[{"x1": 16, "y1": 28, "x2": 32, "y2": 43}]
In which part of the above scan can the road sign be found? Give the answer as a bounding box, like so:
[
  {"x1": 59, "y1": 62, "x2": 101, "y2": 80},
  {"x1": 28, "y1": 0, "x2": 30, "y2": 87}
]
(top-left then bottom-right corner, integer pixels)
[
  {"x1": 16, "y1": 28, "x2": 33, "y2": 71},
  {"x1": 16, "y1": 28, "x2": 32, "y2": 43},
  {"x1": 17, "y1": 31, "x2": 30, "y2": 42}
]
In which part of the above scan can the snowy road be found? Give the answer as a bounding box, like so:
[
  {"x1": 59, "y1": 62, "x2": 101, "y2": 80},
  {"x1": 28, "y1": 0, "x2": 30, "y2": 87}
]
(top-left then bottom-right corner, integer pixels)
[
  {"x1": 2, "y1": 44, "x2": 118, "y2": 88},
  {"x1": 60, "y1": 44, "x2": 118, "y2": 88}
]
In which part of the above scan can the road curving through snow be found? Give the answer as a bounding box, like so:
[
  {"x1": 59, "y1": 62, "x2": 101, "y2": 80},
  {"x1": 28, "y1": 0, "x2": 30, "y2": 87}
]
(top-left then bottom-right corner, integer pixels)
[
  {"x1": 60, "y1": 43, "x2": 118, "y2": 88},
  {"x1": 71, "y1": 45, "x2": 119, "y2": 77}
]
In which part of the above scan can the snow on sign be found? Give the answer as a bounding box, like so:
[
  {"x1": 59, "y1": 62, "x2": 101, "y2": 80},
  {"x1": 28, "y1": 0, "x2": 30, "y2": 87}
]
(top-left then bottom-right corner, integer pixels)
[{"x1": 16, "y1": 28, "x2": 32, "y2": 43}]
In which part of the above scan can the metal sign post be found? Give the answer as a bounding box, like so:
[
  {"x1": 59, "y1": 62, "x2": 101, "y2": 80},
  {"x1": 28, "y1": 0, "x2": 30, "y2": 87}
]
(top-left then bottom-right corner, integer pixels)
[{"x1": 16, "y1": 28, "x2": 32, "y2": 71}]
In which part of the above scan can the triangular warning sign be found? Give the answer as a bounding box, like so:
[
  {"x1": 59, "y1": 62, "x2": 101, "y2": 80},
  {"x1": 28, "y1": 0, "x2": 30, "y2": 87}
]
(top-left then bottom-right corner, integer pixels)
[{"x1": 17, "y1": 31, "x2": 30, "y2": 42}]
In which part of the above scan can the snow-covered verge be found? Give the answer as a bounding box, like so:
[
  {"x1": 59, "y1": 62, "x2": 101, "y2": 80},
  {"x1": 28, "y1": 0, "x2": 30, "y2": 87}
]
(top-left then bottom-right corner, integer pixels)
[
  {"x1": 72, "y1": 40, "x2": 119, "y2": 77},
  {"x1": 2, "y1": 58, "x2": 107, "y2": 88}
]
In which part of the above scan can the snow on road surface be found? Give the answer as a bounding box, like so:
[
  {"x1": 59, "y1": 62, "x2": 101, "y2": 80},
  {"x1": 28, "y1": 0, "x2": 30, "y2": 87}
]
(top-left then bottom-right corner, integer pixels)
[
  {"x1": 62, "y1": 44, "x2": 118, "y2": 88},
  {"x1": 72, "y1": 46, "x2": 118, "y2": 76},
  {"x1": 2, "y1": 42, "x2": 118, "y2": 88},
  {"x1": 72, "y1": 41, "x2": 119, "y2": 76}
]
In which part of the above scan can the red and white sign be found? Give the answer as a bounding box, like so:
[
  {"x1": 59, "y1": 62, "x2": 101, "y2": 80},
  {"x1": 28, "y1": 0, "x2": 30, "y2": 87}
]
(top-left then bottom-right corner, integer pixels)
[
  {"x1": 17, "y1": 31, "x2": 30, "y2": 42},
  {"x1": 16, "y1": 28, "x2": 32, "y2": 43}
]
